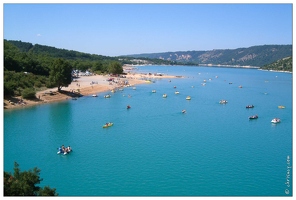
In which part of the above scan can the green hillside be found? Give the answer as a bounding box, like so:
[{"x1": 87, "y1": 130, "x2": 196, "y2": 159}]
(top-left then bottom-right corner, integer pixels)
[
  {"x1": 261, "y1": 56, "x2": 292, "y2": 72},
  {"x1": 3, "y1": 40, "x2": 173, "y2": 98}
]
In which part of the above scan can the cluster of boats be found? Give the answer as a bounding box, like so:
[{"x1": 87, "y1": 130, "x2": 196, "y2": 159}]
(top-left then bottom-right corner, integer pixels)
[
  {"x1": 246, "y1": 105, "x2": 282, "y2": 124},
  {"x1": 251, "y1": 116, "x2": 281, "y2": 124},
  {"x1": 98, "y1": 82, "x2": 283, "y2": 131},
  {"x1": 220, "y1": 100, "x2": 282, "y2": 124},
  {"x1": 152, "y1": 88, "x2": 191, "y2": 101}
]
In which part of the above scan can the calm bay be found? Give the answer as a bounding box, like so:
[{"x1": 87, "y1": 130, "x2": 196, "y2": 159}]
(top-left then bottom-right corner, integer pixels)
[{"x1": 4, "y1": 65, "x2": 292, "y2": 196}]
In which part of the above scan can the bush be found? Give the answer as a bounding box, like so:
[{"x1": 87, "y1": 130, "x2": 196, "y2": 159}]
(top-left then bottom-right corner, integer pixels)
[
  {"x1": 34, "y1": 81, "x2": 42, "y2": 88},
  {"x1": 4, "y1": 81, "x2": 16, "y2": 96},
  {"x1": 21, "y1": 88, "x2": 36, "y2": 99}
]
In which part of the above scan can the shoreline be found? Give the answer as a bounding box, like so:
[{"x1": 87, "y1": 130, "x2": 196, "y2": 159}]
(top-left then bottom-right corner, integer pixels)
[{"x1": 4, "y1": 71, "x2": 181, "y2": 110}]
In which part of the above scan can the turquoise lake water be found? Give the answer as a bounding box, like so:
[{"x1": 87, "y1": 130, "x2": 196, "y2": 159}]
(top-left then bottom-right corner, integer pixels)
[{"x1": 4, "y1": 65, "x2": 292, "y2": 196}]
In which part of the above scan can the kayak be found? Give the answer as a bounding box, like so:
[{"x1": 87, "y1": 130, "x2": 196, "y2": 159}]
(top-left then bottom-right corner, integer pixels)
[{"x1": 103, "y1": 123, "x2": 113, "y2": 128}]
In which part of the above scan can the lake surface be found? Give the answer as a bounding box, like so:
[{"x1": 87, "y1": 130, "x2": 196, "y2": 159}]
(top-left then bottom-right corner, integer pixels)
[{"x1": 4, "y1": 65, "x2": 292, "y2": 196}]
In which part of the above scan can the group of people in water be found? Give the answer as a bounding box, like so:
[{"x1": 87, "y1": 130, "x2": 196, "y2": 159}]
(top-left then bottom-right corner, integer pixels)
[{"x1": 58, "y1": 145, "x2": 72, "y2": 154}]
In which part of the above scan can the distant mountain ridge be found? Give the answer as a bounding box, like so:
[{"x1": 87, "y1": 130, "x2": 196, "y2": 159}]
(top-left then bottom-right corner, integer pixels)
[{"x1": 125, "y1": 45, "x2": 292, "y2": 67}]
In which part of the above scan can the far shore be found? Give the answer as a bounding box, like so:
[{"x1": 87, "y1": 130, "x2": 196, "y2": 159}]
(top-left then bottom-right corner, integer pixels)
[{"x1": 4, "y1": 69, "x2": 182, "y2": 110}]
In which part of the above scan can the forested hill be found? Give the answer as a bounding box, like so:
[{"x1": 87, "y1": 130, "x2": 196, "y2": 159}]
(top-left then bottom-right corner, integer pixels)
[
  {"x1": 126, "y1": 45, "x2": 292, "y2": 67},
  {"x1": 3, "y1": 39, "x2": 174, "y2": 98},
  {"x1": 6, "y1": 40, "x2": 174, "y2": 65},
  {"x1": 7, "y1": 40, "x2": 115, "y2": 61},
  {"x1": 261, "y1": 56, "x2": 292, "y2": 72}
]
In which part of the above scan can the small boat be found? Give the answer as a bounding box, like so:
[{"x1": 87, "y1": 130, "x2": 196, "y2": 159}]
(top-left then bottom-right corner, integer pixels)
[
  {"x1": 127, "y1": 105, "x2": 131, "y2": 109},
  {"x1": 219, "y1": 100, "x2": 227, "y2": 104},
  {"x1": 239, "y1": 85, "x2": 243, "y2": 88},
  {"x1": 163, "y1": 94, "x2": 167, "y2": 98},
  {"x1": 271, "y1": 118, "x2": 281, "y2": 123},
  {"x1": 72, "y1": 97, "x2": 77, "y2": 100},
  {"x1": 186, "y1": 96, "x2": 191, "y2": 100},
  {"x1": 57, "y1": 146, "x2": 72, "y2": 155},
  {"x1": 103, "y1": 122, "x2": 113, "y2": 128},
  {"x1": 278, "y1": 105, "x2": 285, "y2": 109},
  {"x1": 174, "y1": 86, "x2": 177, "y2": 88},
  {"x1": 111, "y1": 89, "x2": 115, "y2": 93},
  {"x1": 249, "y1": 115, "x2": 258, "y2": 119},
  {"x1": 92, "y1": 94, "x2": 98, "y2": 97},
  {"x1": 104, "y1": 94, "x2": 111, "y2": 98},
  {"x1": 133, "y1": 87, "x2": 136, "y2": 90},
  {"x1": 182, "y1": 109, "x2": 186, "y2": 113},
  {"x1": 152, "y1": 90, "x2": 156, "y2": 93},
  {"x1": 246, "y1": 105, "x2": 254, "y2": 108},
  {"x1": 175, "y1": 91, "x2": 180, "y2": 94}
]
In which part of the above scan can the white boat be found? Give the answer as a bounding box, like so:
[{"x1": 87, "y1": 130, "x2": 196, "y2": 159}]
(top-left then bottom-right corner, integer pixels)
[
  {"x1": 163, "y1": 94, "x2": 167, "y2": 98},
  {"x1": 175, "y1": 91, "x2": 179, "y2": 94},
  {"x1": 271, "y1": 118, "x2": 281, "y2": 123},
  {"x1": 92, "y1": 94, "x2": 97, "y2": 97},
  {"x1": 219, "y1": 100, "x2": 228, "y2": 104},
  {"x1": 104, "y1": 94, "x2": 111, "y2": 98},
  {"x1": 152, "y1": 90, "x2": 156, "y2": 93},
  {"x1": 186, "y1": 96, "x2": 191, "y2": 100}
]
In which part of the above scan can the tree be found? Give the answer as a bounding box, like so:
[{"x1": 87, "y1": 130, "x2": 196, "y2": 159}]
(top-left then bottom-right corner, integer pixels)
[
  {"x1": 4, "y1": 162, "x2": 58, "y2": 196},
  {"x1": 49, "y1": 58, "x2": 73, "y2": 91},
  {"x1": 108, "y1": 61, "x2": 123, "y2": 74},
  {"x1": 91, "y1": 61, "x2": 103, "y2": 73}
]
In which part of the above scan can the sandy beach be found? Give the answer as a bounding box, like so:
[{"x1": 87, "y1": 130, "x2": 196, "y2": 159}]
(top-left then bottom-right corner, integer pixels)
[{"x1": 4, "y1": 68, "x2": 181, "y2": 110}]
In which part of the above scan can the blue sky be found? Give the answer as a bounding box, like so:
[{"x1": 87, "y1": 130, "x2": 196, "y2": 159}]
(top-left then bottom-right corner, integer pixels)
[{"x1": 3, "y1": 3, "x2": 293, "y2": 56}]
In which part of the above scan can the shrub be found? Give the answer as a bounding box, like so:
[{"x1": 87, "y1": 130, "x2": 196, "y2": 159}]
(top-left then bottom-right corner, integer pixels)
[
  {"x1": 21, "y1": 88, "x2": 36, "y2": 99},
  {"x1": 34, "y1": 81, "x2": 42, "y2": 88}
]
